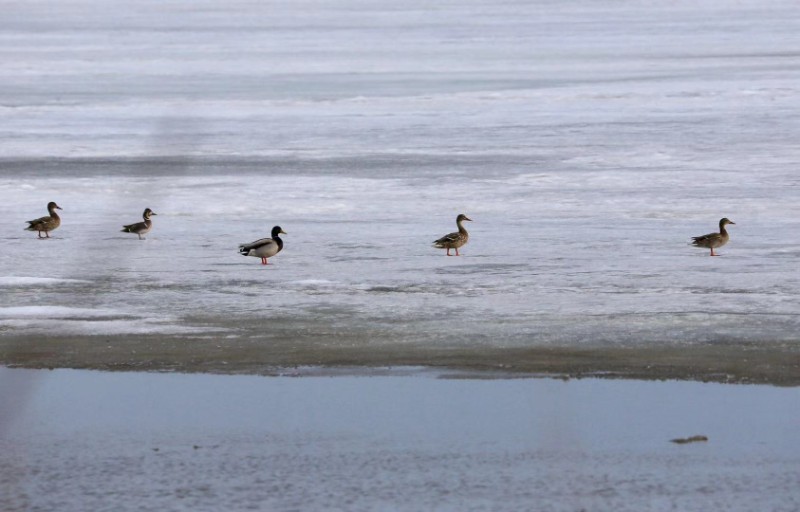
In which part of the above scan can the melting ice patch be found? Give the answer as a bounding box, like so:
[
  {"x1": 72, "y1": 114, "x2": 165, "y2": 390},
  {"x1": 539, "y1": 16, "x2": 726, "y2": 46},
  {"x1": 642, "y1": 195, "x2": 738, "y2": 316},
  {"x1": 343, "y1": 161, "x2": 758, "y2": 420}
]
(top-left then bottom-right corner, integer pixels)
[
  {"x1": 0, "y1": 306, "x2": 123, "y2": 319},
  {"x1": 0, "y1": 277, "x2": 92, "y2": 287},
  {"x1": 0, "y1": 306, "x2": 217, "y2": 336}
]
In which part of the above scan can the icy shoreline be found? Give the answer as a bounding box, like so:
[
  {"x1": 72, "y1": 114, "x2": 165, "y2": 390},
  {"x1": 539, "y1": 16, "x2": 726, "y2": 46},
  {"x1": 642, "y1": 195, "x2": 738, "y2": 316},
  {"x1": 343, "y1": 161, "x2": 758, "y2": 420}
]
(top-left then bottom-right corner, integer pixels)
[
  {"x1": 3, "y1": 0, "x2": 799, "y2": 389},
  {"x1": 2, "y1": 335, "x2": 798, "y2": 386}
]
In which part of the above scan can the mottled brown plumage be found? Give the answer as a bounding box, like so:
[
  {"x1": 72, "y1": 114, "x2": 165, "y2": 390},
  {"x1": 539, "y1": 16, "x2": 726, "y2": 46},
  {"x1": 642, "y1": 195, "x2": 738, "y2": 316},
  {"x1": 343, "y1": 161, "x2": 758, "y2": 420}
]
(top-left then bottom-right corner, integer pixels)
[
  {"x1": 692, "y1": 218, "x2": 735, "y2": 256},
  {"x1": 25, "y1": 201, "x2": 62, "y2": 238},
  {"x1": 433, "y1": 214, "x2": 471, "y2": 256}
]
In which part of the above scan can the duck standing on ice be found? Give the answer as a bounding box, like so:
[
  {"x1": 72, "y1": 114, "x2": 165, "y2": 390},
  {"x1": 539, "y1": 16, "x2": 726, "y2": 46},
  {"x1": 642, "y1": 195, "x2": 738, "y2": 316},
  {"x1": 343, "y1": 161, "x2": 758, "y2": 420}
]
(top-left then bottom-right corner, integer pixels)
[
  {"x1": 25, "y1": 201, "x2": 62, "y2": 238},
  {"x1": 691, "y1": 217, "x2": 735, "y2": 256},
  {"x1": 121, "y1": 208, "x2": 157, "y2": 240},
  {"x1": 433, "y1": 214, "x2": 471, "y2": 256},
  {"x1": 239, "y1": 226, "x2": 286, "y2": 265}
]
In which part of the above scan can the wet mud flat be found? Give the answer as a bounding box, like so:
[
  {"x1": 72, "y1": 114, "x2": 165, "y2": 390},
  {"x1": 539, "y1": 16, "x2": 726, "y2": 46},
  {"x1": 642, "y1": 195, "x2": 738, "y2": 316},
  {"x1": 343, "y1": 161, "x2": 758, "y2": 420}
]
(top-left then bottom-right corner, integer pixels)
[{"x1": 1, "y1": 333, "x2": 798, "y2": 385}]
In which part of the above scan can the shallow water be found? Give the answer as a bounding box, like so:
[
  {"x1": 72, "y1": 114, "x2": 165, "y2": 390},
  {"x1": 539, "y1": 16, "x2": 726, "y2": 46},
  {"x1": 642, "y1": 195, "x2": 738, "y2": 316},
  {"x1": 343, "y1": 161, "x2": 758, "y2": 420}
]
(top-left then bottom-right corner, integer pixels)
[
  {"x1": 1, "y1": 0, "x2": 799, "y2": 349},
  {"x1": 1, "y1": 368, "x2": 799, "y2": 511}
]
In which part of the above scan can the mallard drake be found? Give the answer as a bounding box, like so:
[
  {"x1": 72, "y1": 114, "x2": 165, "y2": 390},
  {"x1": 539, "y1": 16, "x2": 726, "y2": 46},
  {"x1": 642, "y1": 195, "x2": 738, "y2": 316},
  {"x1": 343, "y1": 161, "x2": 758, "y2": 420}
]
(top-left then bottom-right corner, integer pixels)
[
  {"x1": 25, "y1": 201, "x2": 62, "y2": 238},
  {"x1": 692, "y1": 218, "x2": 735, "y2": 256},
  {"x1": 121, "y1": 208, "x2": 157, "y2": 240},
  {"x1": 239, "y1": 226, "x2": 286, "y2": 265},
  {"x1": 433, "y1": 214, "x2": 472, "y2": 256}
]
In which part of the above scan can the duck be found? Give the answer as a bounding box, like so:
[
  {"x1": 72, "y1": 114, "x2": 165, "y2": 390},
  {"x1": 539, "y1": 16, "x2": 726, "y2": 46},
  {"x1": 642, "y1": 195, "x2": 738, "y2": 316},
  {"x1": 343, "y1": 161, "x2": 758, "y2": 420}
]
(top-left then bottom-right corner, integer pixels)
[
  {"x1": 433, "y1": 214, "x2": 472, "y2": 256},
  {"x1": 25, "y1": 201, "x2": 62, "y2": 238},
  {"x1": 691, "y1": 218, "x2": 735, "y2": 256},
  {"x1": 121, "y1": 208, "x2": 157, "y2": 240},
  {"x1": 239, "y1": 226, "x2": 286, "y2": 265}
]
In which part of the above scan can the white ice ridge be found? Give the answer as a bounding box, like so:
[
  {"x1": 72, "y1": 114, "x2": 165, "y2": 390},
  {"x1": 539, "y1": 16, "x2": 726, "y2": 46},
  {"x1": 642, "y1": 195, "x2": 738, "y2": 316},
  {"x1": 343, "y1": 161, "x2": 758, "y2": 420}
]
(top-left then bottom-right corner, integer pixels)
[
  {"x1": 0, "y1": 306, "x2": 221, "y2": 336},
  {"x1": 0, "y1": 306, "x2": 123, "y2": 319},
  {"x1": 0, "y1": 277, "x2": 92, "y2": 286}
]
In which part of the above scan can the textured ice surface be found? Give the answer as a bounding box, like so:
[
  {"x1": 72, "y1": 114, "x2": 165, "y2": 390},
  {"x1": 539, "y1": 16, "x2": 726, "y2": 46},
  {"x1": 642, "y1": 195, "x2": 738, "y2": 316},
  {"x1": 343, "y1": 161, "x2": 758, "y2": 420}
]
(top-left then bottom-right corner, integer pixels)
[
  {"x1": 1, "y1": 0, "x2": 799, "y2": 346},
  {"x1": 1, "y1": 169, "x2": 797, "y2": 345}
]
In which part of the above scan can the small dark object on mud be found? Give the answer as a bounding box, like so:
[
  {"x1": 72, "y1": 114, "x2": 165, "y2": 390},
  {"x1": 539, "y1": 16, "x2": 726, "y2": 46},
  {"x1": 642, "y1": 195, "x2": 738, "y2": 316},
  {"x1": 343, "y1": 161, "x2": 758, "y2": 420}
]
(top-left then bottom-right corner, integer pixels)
[{"x1": 670, "y1": 435, "x2": 709, "y2": 444}]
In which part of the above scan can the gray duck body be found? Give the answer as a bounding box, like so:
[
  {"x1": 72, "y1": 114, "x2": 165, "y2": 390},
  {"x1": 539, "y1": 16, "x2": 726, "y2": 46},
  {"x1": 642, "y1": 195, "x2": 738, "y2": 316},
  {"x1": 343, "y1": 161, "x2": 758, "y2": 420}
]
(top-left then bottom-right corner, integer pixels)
[
  {"x1": 239, "y1": 226, "x2": 286, "y2": 265},
  {"x1": 122, "y1": 208, "x2": 156, "y2": 240}
]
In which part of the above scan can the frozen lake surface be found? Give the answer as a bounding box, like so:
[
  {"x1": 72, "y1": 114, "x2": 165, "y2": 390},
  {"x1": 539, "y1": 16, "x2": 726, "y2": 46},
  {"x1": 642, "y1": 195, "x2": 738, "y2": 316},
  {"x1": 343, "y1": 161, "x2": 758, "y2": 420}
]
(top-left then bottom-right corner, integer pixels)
[
  {"x1": 1, "y1": 368, "x2": 799, "y2": 511},
  {"x1": 1, "y1": 0, "x2": 799, "y2": 353}
]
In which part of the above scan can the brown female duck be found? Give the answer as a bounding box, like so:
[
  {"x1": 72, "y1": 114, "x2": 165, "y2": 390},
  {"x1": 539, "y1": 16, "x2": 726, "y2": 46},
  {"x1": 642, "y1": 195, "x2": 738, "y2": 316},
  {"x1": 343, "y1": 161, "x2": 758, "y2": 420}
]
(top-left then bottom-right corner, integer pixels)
[
  {"x1": 433, "y1": 214, "x2": 472, "y2": 256},
  {"x1": 691, "y1": 217, "x2": 735, "y2": 256},
  {"x1": 25, "y1": 201, "x2": 62, "y2": 238}
]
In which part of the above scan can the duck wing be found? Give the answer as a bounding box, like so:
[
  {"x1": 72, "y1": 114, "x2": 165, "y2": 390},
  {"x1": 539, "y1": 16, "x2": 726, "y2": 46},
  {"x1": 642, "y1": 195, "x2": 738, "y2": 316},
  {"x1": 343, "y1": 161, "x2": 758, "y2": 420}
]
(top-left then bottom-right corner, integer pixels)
[
  {"x1": 692, "y1": 232, "x2": 727, "y2": 248},
  {"x1": 26, "y1": 215, "x2": 58, "y2": 231},
  {"x1": 434, "y1": 231, "x2": 460, "y2": 245},
  {"x1": 692, "y1": 232, "x2": 719, "y2": 244},
  {"x1": 27, "y1": 215, "x2": 51, "y2": 226},
  {"x1": 239, "y1": 238, "x2": 276, "y2": 252},
  {"x1": 122, "y1": 220, "x2": 147, "y2": 233}
]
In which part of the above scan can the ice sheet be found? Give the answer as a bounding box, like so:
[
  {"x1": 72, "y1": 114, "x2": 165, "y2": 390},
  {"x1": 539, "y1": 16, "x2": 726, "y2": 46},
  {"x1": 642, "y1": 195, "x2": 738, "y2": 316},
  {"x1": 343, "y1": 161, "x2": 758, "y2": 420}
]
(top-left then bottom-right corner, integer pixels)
[{"x1": 0, "y1": 0, "x2": 798, "y2": 346}]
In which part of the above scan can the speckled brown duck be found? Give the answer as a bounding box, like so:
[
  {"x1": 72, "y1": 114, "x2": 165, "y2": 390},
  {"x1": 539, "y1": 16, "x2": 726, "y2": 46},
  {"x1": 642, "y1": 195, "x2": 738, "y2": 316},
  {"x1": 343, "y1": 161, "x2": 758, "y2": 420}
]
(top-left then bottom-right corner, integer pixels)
[
  {"x1": 692, "y1": 217, "x2": 735, "y2": 256},
  {"x1": 433, "y1": 214, "x2": 471, "y2": 256},
  {"x1": 25, "y1": 201, "x2": 62, "y2": 238}
]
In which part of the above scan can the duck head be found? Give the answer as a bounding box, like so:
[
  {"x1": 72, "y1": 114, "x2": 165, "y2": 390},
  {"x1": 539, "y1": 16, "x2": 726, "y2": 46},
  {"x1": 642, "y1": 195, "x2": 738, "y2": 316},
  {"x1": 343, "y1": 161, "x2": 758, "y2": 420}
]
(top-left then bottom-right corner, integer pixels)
[
  {"x1": 457, "y1": 214, "x2": 472, "y2": 222},
  {"x1": 271, "y1": 226, "x2": 287, "y2": 237}
]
